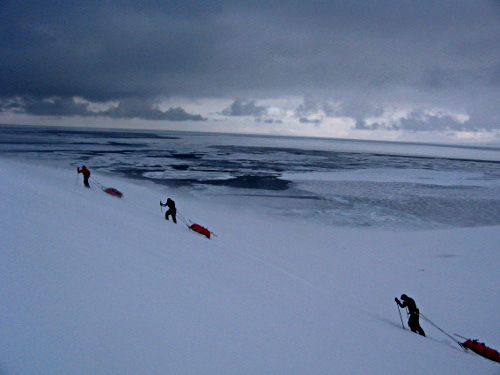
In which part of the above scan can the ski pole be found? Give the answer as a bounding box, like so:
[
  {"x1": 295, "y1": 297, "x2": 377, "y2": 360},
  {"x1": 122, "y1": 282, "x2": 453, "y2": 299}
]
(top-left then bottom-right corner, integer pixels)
[
  {"x1": 160, "y1": 201, "x2": 163, "y2": 213},
  {"x1": 396, "y1": 302, "x2": 405, "y2": 329}
]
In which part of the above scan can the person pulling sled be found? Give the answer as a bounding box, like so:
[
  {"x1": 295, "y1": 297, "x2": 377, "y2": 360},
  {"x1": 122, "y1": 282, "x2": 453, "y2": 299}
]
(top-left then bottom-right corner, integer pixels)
[
  {"x1": 395, "y1": 294, "x2": 426, "y2": 337},
  {"x1": 77, "y1": 165, "x2": 91, "y2": 188},
  {"x1": 160, "y1": 198, "x2": 177, "y2": 223}
]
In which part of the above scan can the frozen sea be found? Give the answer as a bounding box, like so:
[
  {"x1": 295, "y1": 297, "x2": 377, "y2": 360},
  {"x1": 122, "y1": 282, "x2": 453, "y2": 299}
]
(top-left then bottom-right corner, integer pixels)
[{"x1": 1, "y1": 124, "x2": 499, "y2": 229}]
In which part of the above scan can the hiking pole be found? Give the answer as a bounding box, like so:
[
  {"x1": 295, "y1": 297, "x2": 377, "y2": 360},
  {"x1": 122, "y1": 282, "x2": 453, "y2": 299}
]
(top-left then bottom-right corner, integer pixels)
[{"x1": 396, "y1": 302, "x2": 405, "y2": 329}]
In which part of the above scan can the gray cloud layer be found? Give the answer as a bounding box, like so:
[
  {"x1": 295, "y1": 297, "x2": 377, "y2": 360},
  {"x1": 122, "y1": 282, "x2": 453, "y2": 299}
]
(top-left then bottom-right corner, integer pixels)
[
  {"x1": 221, "y1": 100, "x2": 267, "y2": 117},
  {"x1": 1, "y1": 0, "x2": 498, "y2": 131},
  {"x1": 2, "y1": 96, "x2": 206, "y2": 121}
]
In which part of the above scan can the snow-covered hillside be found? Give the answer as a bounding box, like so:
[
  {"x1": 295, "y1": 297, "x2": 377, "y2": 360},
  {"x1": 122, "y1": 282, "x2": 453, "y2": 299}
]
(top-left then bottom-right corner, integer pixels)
[{"x1": 1, "y1": 158, "x2": 498, "y2": 374}]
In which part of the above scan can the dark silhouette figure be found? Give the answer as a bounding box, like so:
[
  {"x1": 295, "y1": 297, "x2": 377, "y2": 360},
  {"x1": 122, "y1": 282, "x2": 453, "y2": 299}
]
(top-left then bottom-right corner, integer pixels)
[
  {"x1": 77, "y1": 166, "x2": 91, "y2": 188},
  {"x1": 161, "y1": 198, "x2": 177, "y2": 223},
  {"x1": 395, "y1": 294, "x2": 426, "y2": 337}
]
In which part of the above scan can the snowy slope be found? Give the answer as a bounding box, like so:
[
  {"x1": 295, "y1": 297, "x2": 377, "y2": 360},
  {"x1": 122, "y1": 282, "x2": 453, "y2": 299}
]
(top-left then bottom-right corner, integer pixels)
[{"x1": 0, "y1": 158, "x2": 498, "y2": 374}]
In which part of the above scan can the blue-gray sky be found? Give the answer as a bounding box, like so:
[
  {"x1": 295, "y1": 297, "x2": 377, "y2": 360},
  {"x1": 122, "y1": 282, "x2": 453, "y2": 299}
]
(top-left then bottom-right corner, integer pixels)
[{"x1": 1, "y1": 0, "x2": 499, "y2": 142}]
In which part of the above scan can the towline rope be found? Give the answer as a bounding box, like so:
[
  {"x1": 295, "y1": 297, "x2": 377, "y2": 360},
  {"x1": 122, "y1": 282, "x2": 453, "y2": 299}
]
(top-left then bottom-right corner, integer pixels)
[
  {"x1": 89, "y1": 176, "x2": 104, "y2": 189},
  {"x1": 420, "y1": 313, "x2": 463, "y2": 347},
  {"x1": 175, "y1": 210, "x2": 191, "y2": 227},
  {"x1": 176, "y1": 208, "x2": 218, "y2": 237}
]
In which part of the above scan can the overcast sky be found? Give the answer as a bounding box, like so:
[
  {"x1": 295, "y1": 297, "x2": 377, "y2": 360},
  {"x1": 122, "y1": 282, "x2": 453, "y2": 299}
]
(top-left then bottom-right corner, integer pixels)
[{"x1": 1, "y1": 0, "x2": 499, "y2": 143}]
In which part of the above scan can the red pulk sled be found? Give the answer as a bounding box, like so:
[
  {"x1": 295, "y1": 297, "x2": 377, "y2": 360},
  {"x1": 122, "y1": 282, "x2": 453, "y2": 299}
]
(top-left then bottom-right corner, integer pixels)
[
  {"x1": 189, "y1": 223, "x2": 211, "y2": 239},
  {"x1": 89, "y1": 176, "x2": 123, "y2": 198},
  {"x1": 456, "y1": 335, "x2": 500, "y2": 363},
  {"x1": 173, "y1": 209, "x2": 215, "y2": 239},
  {"x1": 103, "y1": 187, "x2": 123, "y2": 198}
]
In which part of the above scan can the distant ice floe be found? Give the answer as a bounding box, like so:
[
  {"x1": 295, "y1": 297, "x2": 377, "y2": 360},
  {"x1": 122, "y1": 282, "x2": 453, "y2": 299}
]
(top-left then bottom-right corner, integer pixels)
[
  {"x1": 143, "y1": 170, "x2": 233, "y2": 181},
  {"x1": 1, "y1": 125, "x2": 499, "y2": 229},
  {"x1": 281, "y1": 169, "x2": 500, "y2": 188}
]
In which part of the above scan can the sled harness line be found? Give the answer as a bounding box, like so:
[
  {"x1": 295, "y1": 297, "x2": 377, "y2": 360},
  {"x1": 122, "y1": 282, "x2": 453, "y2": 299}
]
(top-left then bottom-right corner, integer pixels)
[
  {"x1": 419, "y1": 313, "x2": 464, "y2": 347},
  {"x1": 89, "y1": 176, "x2": 109, "y2": 193},
  {"x1": 160, "y1": 203, "x2": 190, "y2": 226},
  {"x1": 160, "y1": 202, "x2": 217, "y2": 239},
  {"x1": 89, "y1": 176, "x2": 124, "y2": 198},
  {"x1": 89, "y1": 176, "x2": 103, "y2": 190},
  {"x1": 177, "y1": 209, "x2": 218, "y2": 238},
  {"x1": 175, "y1": 210, "x2": 190, "y2": 227},
  {"x1": 399, "y1": 308, "x2": 498, "y2": 358}
]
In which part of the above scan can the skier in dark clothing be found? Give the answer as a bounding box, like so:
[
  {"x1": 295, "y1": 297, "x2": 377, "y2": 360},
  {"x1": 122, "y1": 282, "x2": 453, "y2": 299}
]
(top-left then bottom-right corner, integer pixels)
[
  {"x1": 77, "y1": 165, "x2": 91, "y2": 188},
  {"x1": 395, "y1": 294, "x2": 426, "y2": 336},
  {"x1": 161, "y1": 198, "x2": 177, "y2": 223}
]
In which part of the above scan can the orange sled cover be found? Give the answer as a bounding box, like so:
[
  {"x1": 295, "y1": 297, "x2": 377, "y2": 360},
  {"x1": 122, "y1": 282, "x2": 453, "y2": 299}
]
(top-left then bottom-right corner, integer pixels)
[
  {"x1": 462, "y1": 340, "x2": 500, "y2": 363},
  {"x1": 104, "y1": 188, "x2": 123, "y2": 198},
  {"x1": 189, "y1": 223, "x2": 211, "y2": 239}
]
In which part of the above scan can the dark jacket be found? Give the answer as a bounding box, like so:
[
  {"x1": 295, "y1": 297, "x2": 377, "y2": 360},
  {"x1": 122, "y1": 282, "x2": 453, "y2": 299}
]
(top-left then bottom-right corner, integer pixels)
[
  {"x1": 397, "y1": 295, "x2": 419, "y2": 315},
  {"x1": 166, "y1": 198, "x2": 176, "y2": 212}
]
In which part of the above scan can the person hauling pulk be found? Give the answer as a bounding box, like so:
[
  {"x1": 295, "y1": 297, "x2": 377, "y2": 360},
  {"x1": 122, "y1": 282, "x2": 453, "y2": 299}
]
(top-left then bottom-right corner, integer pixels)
[
  {"x1": 77, "y1": 165, "x2": 91, "y2": 188},
  {"x1": 395, "y1": 294, "x2": 426, "y2": 337},
  {"x1": 160, "y1": 198, "x2": 177, "y2": 223}
]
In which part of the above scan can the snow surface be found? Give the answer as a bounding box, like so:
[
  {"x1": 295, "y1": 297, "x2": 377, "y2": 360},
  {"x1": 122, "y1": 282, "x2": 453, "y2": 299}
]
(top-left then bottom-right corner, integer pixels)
[{"x1": 0, "y1": 158, "x2": 499, "y2": 374}]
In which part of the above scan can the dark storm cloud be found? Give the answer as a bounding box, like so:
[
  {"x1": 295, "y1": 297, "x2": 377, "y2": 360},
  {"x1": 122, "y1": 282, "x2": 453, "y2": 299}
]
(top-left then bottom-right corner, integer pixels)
[
  {"x1": 2, "y1": 97, "x2": 90, "y2": 117},
  {"x1": 106, "y1": 98, "x2": 206, "y2": 121},
  {"x1": 221, "y1": 99, "x2": 267, "y2": 117},
  {"x1": 0, "y1": 0, "x2": 498, "y2": 130},
  {"x1": 0, "y1": 96, "x2": 206, "y2": 121}
]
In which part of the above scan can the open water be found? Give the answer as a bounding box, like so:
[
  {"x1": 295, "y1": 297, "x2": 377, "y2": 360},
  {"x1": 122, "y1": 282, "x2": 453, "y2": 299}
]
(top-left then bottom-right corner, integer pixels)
[{"x1": 1, "y1": 124, "x2": 499, "y2": 229}]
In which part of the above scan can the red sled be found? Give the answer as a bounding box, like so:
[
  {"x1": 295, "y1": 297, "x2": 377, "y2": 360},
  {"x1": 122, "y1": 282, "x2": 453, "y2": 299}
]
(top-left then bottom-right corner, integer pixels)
[
  {"x1": 461, "y1": 339, "x2": 500, "y2": 363},
  {"x1": 189, "y1": 223, "x2": 211, "y2": 239},
  {"x1": 104, "y1": 187, "x2": 123, "y2": 198}
]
